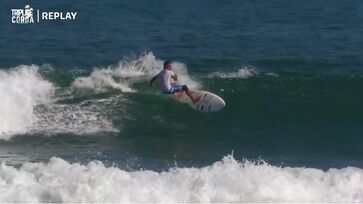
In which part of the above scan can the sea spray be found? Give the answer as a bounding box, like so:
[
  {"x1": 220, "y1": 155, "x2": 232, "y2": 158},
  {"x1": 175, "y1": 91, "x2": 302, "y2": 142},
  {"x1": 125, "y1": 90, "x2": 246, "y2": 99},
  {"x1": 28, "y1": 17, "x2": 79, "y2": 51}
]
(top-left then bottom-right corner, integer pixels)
[
  {"x1": 208, "y1": 66, "x2": 259, "y2": 79},
  {"x1": 72, "y1": 52, "x2": 200, "y2": 92},
  {"x1": 0, "y1": 65, "x2": 54, "y2": 139}
]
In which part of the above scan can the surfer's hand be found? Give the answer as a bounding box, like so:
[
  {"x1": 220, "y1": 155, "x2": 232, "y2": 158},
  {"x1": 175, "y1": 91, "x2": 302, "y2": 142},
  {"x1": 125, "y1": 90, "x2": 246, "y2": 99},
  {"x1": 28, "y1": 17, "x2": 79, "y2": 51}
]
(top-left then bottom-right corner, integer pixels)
[
  {"x1": 149, "y1": 76, "x2": 157, "y2": 87},
  {"x1": 172, "y1": 74, "x2": 178, "y2": 81}
]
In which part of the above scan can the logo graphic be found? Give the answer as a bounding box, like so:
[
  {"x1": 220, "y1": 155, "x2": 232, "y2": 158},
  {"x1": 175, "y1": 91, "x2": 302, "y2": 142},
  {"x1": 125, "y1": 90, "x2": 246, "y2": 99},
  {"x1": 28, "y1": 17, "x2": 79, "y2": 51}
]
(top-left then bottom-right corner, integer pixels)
[
  {"x1": 11, "y1": 5, "x2": 34, "y2": 24},
  {"x1": 11, "y1": 5, "x2": 77, "y2": 24}
]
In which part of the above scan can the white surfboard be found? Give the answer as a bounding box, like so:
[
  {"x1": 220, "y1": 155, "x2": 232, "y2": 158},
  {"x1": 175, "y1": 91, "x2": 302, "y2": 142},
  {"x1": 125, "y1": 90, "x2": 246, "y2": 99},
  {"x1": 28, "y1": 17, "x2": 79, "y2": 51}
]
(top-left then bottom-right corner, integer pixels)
[{"x1": 171, "y1": 90, "x2": 225, "y2": 112}]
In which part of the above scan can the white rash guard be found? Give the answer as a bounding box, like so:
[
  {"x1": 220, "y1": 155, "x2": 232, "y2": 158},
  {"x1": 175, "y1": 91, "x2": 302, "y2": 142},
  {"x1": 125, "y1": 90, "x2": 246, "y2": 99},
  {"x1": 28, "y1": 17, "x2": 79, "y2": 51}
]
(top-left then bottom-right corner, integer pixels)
[{"x1": 157, "y1": 69, "x2": 175, "y2": 92}]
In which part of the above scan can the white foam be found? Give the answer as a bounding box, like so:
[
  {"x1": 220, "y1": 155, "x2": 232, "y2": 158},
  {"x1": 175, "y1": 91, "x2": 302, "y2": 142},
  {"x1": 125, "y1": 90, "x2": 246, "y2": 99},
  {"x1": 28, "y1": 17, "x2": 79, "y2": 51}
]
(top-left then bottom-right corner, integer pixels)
[
  {"x1": 208, "y1": 67, "x2": 258, "y2": 79},
  {"x1": 0, "y1": 156, "x2": 363, "y2": 202},
  {"x1": 32, "y1": 102, "x2": 118, "y2": 135},
  {"x1": 31, "y1": 94, "x2": 126, "y2": 135},
  {"x1": 0, "y1": 66, "x2": 55, "y2": 140},
  {"x1": 72, "y1": 68, "x2": 136, "y2": 92},
  {"x1": 0, "y1": 65, "x2": 119, "y2": 139},
  {"x1": 72, "y1": 52, "x2": 200, "y2": 92}
]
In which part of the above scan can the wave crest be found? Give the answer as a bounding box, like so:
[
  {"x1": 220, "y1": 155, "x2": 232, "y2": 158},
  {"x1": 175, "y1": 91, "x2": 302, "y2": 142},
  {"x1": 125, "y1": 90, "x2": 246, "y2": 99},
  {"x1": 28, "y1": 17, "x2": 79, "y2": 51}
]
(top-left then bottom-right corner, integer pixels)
[{"x1": 72, "y1": 52, "x2": 200, "y2": 92}]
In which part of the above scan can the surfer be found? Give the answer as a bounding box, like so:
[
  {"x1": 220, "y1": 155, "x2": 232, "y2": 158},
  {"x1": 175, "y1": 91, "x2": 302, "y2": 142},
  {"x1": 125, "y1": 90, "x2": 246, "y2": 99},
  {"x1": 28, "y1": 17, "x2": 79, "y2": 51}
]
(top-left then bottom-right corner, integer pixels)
[{"x1": 150, "y1": 61, "x2": 200, "y2": 103}]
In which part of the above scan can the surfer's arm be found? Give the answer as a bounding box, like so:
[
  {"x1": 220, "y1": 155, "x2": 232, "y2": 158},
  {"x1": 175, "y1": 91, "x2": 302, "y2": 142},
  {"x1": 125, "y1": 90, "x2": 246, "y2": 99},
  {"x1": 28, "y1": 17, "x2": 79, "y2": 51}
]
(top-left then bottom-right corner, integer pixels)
[
  {"x1": 149, "y1": 75, "x2": 157, "y2": 87},
  {"x1": 172, "y1": 74, "x2": 178, "y2": 81}
]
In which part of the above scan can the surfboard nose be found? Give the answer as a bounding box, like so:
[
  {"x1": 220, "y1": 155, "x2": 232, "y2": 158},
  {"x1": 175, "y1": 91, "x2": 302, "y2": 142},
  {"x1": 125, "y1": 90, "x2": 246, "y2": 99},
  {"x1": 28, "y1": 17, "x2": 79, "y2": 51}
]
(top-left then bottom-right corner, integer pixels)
[
  {"x1": 214, "y1": 99, "x2": 226, "y2": 111},
  {"x1": 221, "y1": 99, "x2": 226, "y2": 106}
]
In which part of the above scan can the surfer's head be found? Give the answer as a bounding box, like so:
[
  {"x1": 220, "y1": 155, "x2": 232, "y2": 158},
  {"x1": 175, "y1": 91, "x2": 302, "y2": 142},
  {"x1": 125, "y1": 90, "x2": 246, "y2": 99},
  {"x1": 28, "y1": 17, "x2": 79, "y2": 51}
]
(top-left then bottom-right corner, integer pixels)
[{"x1": 164, "y1": 61, "x2": 172, "y2": 70}]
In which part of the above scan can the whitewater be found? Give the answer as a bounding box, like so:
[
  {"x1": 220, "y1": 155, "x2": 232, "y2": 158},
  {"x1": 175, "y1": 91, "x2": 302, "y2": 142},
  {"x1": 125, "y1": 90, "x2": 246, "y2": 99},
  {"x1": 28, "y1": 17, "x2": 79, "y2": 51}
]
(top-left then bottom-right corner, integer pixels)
[
  {"x1": 0, "y1": 65, "x2": 118, "y2": 140},
  {"x1": 0, "y1": 155, "x2": 362, "y2": 202},
  {"x1": 0, "y1": 66, "x2": 54, "y2": 139}
]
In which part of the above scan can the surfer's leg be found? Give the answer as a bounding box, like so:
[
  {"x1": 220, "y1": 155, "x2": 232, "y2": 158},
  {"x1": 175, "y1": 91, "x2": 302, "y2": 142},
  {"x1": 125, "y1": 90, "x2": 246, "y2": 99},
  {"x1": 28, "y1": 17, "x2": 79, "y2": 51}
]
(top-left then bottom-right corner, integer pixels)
[
  {"x1": 163, "y1": 84, "x2": 182, "y2": 94},
  {"x1": 182, "y1": 85, "x2": 200, "y2": 103}
]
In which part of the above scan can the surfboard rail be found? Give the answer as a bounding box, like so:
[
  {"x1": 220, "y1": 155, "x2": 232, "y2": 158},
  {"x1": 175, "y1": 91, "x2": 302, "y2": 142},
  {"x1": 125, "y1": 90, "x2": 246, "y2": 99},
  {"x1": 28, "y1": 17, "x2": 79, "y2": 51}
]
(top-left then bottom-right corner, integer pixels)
[{"x1": 172, "y1": 90, "x2": 225, "y2": 112}]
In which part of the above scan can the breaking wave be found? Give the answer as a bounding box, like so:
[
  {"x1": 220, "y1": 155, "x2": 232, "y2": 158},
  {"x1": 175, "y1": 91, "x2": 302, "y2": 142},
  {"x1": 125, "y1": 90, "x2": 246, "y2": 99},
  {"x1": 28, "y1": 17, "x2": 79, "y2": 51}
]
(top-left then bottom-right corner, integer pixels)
[
  {"x1": 0, "y1": 65, "x2": 120, "y2": 140},
  {"x1": 0, "y1": 155, "x2": 362, "y2": 202},
  {"x1": 0, "y1": 53, "x2": 203, "y2": 140}
]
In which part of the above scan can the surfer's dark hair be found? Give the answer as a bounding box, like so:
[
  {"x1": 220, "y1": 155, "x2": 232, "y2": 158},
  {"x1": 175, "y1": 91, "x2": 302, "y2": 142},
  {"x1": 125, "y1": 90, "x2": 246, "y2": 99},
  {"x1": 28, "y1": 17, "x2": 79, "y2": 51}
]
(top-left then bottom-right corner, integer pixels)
[{"x1": 164, "y1": 61, "x2": 171, "y2": 67}]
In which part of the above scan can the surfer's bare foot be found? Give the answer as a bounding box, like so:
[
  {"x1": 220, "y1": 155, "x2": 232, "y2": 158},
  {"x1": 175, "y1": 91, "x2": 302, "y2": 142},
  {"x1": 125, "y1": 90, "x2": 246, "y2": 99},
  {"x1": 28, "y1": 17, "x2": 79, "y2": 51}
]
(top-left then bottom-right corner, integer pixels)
[{"x1": 192, "y1": 96, "x2": 201, "y2": 103}]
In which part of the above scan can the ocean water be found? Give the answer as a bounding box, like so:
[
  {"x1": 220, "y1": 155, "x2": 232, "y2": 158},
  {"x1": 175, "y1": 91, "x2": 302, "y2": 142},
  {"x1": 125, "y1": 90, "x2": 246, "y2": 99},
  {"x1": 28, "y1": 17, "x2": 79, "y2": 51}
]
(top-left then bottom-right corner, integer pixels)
[{"x1": 1, "y1": 0, "x2": 363, "y2": 202}]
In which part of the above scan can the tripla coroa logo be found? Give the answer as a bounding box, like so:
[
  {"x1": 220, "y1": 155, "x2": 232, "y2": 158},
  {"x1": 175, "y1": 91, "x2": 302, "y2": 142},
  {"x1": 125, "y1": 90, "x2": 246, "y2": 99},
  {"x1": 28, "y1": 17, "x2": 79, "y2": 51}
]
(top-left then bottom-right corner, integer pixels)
[
  {"x1": 11, "y1": 5, "x2": 34, "y2": 24},
  {"x1": 11, "y1": 5, "x2": 77, "y2": 24}
]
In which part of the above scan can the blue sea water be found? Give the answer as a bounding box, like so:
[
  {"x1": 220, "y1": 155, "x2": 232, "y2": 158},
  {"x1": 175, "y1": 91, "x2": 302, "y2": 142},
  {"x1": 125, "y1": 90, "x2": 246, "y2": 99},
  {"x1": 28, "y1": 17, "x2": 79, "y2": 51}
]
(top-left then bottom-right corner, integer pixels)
[{"x1": 0, "y1": 0, "x2": 363, "y2": 202}]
